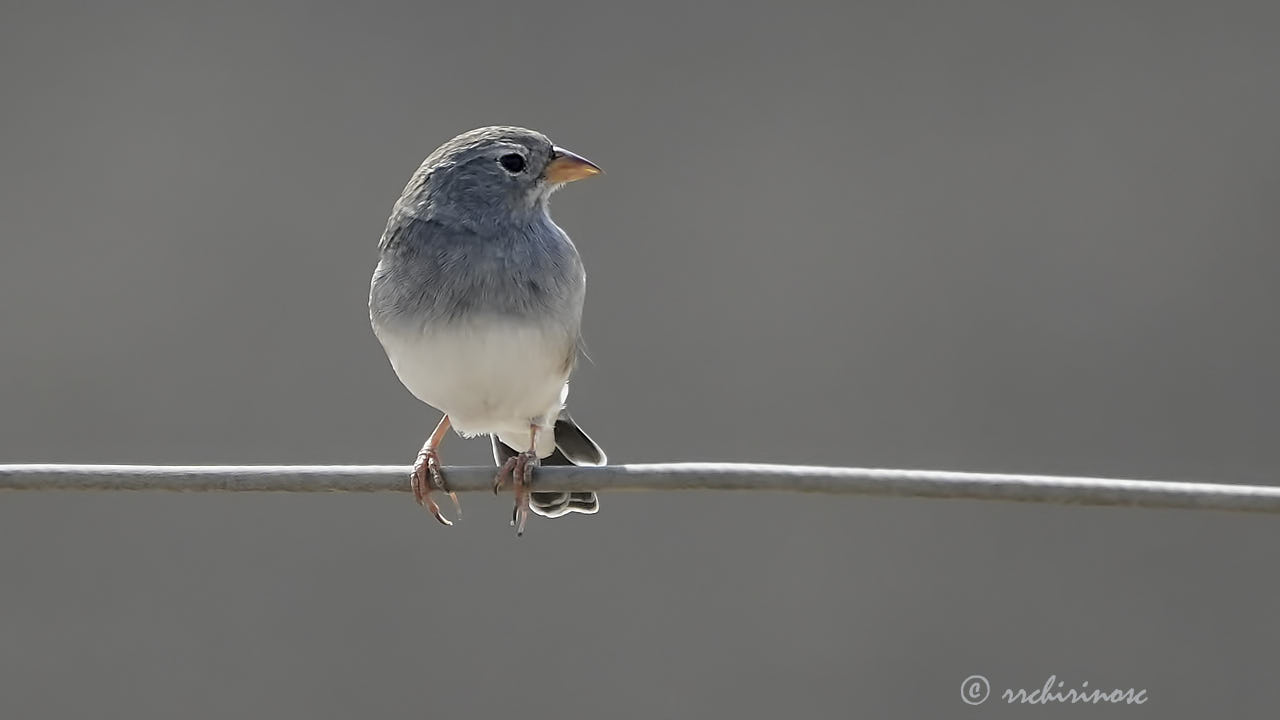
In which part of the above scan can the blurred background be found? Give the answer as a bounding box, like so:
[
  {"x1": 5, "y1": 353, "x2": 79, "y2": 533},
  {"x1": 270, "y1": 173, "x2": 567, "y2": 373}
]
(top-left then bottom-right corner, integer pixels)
[{"x1": 2, "y1": 1, "x2": 1278, "y2": 717}]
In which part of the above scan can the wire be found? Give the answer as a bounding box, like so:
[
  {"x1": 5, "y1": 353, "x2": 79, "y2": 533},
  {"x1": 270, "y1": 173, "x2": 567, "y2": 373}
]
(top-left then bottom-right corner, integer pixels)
[{"x1": 2, "y1": 463, "x2": 1278, "y2": 514}]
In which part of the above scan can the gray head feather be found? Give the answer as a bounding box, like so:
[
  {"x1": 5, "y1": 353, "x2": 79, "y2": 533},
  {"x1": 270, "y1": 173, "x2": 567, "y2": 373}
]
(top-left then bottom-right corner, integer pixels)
[{"x1": 391, "y1": 126, "x2": 561, "y2": 235}]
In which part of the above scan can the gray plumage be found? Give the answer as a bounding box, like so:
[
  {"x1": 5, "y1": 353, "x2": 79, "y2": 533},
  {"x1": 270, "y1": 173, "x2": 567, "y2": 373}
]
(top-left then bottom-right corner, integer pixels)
[
  {"x1": 371, "y1": 127, "x2": 585, "y2": 334},
  {"x1": 369, "y1": 126, "x2": 605, "y2": 522}
]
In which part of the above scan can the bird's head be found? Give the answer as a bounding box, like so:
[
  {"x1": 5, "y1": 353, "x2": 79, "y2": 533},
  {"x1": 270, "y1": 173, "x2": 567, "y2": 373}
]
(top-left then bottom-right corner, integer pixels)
[{"x1": 405, "y1": 126, "x2": 601, "y2": 228}]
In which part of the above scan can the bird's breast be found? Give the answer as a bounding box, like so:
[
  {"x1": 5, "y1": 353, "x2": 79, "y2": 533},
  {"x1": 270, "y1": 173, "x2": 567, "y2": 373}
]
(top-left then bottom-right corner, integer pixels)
[{"x1": 372, "y1": 215, "x2": 586, "y2": 325}]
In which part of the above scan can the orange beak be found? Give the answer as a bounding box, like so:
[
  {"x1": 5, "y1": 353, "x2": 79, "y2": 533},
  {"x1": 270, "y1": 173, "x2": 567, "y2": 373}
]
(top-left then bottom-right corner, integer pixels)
[{"x1": 544, "y1": 147, "x2": 603, "y2": 184}]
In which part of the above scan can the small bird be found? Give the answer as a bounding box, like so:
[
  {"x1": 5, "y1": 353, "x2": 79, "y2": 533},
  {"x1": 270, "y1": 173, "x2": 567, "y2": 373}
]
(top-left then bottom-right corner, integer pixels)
[{"x1": 369, "y1": 126, "x2": 606, "y2": 535}]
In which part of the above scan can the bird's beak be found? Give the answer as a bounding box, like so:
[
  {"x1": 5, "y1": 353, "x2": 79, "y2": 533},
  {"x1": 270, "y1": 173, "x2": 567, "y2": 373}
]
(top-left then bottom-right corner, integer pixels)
[{"x1": 544, "y1": 147, "x2": 602, "y2": 184}]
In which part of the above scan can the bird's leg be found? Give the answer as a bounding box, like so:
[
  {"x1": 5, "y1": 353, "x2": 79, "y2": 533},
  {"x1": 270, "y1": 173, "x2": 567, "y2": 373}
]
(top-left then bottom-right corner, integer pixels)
[
  {"x1": 412, "y1": 415, "x2": 460, "y2": 525},
  {"x1": 494, "y1": 424, "x2": 540, "y2": 536}
]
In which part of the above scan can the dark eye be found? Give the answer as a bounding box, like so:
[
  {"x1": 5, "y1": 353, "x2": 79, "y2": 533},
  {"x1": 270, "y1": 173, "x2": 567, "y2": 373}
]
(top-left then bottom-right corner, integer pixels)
[{"x1": 498, "y1": 153, "x2": 526, "y2": 174}]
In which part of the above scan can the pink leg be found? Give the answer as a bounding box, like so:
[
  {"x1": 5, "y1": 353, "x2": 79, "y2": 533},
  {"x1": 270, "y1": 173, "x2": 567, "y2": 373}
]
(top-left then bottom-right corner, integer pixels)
[
  {"x1": 411, "y1": 415, "x2": 461, "y2": 525},
  {"x1": 494, "y1": 424, "x2": 540, "y2": 536}
]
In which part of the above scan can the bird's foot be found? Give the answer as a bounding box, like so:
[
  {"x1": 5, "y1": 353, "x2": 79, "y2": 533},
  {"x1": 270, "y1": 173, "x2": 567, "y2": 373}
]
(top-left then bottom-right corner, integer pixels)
[
  {"x1": 412, "y1": 448, "x2": 460, "y2": 526},
  {"x1": 494, "y1": 451, "x2": 538, "y2": 536}
]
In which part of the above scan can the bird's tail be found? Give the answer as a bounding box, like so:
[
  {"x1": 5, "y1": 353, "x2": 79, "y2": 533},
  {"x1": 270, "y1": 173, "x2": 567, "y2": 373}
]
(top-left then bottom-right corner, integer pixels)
[{"x1": 492, "y1": 413, "x2": 605, "y2": 518}]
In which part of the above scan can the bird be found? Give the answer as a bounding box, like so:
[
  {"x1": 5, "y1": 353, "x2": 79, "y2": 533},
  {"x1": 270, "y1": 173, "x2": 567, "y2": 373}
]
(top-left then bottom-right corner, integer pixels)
[{"x1": 369, "y1": 126, "x2": 606, "y2": 535}]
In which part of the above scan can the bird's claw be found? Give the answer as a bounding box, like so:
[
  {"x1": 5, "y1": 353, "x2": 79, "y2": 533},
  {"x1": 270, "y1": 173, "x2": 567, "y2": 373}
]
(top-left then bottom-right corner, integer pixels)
[
  {"x1": 412, "y1": 448, "x2": 460, "y2": 526},
  {"x1": 494, "y1": 451, "x2": 537, "y2": 536}
]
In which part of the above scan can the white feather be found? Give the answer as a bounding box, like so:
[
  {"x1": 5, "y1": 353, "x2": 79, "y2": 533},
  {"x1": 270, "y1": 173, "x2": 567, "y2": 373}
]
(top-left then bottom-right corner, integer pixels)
[{"x1": 374, "y1": 316, "x2": 571, "y2": 456}]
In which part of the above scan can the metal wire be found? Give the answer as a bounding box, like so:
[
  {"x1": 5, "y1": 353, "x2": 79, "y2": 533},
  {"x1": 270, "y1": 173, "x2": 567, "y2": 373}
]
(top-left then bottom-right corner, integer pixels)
[{"x1": 2, "y1": 463, "x2": 1279, "y2": 514}]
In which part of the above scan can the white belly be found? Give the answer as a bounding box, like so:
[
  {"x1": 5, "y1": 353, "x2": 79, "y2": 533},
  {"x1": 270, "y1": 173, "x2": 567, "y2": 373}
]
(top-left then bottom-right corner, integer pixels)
[{"x1": 375, "y1": 317, "x2": 572, "y2": 449}]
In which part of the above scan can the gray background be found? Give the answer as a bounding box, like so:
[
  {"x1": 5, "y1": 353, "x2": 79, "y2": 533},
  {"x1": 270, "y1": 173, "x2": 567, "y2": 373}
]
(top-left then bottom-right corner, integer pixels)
[{"x1": 1, "y1": 1, "x2": 1278, "y2": 718}]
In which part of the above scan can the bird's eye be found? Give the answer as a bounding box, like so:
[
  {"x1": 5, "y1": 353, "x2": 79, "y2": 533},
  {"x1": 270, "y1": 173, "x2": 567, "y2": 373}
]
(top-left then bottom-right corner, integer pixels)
[{"x1": 498, "y1": 153, "x2": 527, "y2": 174}]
